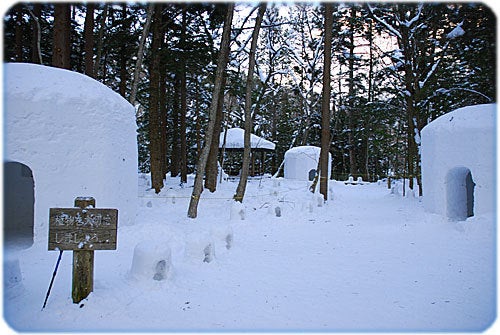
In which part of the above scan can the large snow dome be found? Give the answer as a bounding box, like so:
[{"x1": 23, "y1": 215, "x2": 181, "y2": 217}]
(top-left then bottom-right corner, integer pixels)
[
  {"x1": 4, "y1": 63, "x2": 138, "y2": 246},
  {"x1": 421, "y1": 103, "x2": 496, "y2": 220},
  {"x1": 284, "y1": 146, "x2": 331, "y2": 180}
]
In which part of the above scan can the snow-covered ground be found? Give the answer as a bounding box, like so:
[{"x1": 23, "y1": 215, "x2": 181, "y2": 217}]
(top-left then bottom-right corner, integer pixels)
[{"x1": 3, "y1": 175, "x2": 496, "y2": 332}]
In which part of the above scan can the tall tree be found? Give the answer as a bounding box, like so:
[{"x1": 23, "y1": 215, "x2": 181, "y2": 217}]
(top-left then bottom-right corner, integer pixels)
[
  {"x1": 148, "y1": 4, "x2": 164, "y2": 193},
  {"x1": 118, "y1": 4, "x2": 130, "y2": 97},
  {"x1": 234, "y1": 3, "x2": 267, "y2": 202},
  {"x1": 52, "y1": 3, "x2": 71, "y2": 69},
  {"x1": 319, "y1": 2, "x2": 333, "y2": 201},
  {"x1": 94, "y1": 5, "x2": 108, "y2": 80},
  {"x1": 188, "y1": 3, "x2": 234, "y2": 218},
  {"x1": 14, "y1": 5, "x2": 24, "y2": 62},
  {"x1": 346, "y1": 6, "x2": 358, "y2": 177},
  {"x1": 179, "y1": 6, "x2": 189, "y2": 184},
  {"x1": 29, "y1": 3, "x2": 42, "y2": 64},
  {"x1": 130, "y1": 4, "x2": 154, "y2": 106},
  {"x1": 83, "y1": 3, "x2": 94, "y2": 77},
  {"x1": 204, "y1": 9, "x2": 232, "y2": 192}
]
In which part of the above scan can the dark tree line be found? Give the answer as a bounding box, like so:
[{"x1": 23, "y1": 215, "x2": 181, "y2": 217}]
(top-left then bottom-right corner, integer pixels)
[{"x1": 4, "y1": 2, "x2": 496, "y2": 203}]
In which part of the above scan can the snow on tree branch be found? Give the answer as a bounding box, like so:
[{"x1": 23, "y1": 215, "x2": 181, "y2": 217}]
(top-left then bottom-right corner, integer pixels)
[{"x1": 367, "y1": 4, "x2": 402, "y2": 39}]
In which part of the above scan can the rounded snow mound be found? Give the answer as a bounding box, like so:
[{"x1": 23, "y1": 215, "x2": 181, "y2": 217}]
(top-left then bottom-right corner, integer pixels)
[
  {"x1": 284, "y1": 146, "x2": 331, "y2": 180},
  {"x1": 4, "y1": 63, "x2": 138, "y2": 244},
  {"x1": 422, "y1": 103, "x2": 495, "y2": 133},
  {"x1": 421, "y1": 103, "x2": 496, "y2": 217},
  {"x1": 285, "y1": 145, "x2": 322, "y2": 157}
]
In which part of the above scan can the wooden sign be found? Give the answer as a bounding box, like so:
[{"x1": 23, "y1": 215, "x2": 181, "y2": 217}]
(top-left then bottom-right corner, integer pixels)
[
  {"x1": 48, "y1": 197, "x2": 118, "y2": 304},
  {"x1": 48, "y1": 208, "x2": 117, "y2": 250}
]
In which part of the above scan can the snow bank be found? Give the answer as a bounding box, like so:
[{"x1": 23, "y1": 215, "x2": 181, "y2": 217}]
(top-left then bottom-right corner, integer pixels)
[
  {"x1": 420, "y1": 103, "x2": 496, "y2": 218},
  {"x1": 4, "y1": 63, "x2": 138, "y2": 245},
  {"x1": 284, "y1": 146, "x2": 331, "y2": 180},
  {"x1": 219, "y1": 128, "x2": 275, "y2": 150}
]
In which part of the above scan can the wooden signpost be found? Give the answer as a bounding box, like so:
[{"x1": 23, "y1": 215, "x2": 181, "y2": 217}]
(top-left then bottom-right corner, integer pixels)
[{"x1": 48, "y1": 197, "x2": 117, "y2": 304}]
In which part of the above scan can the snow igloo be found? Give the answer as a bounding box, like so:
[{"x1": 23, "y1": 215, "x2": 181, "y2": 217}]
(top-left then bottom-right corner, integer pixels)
[
  {"x1": 4, "y1": 63, "x2": 138, "y2": 247},
  {"x1": 420, "y1": 103, "x2": 496, "y2": 220},
  {"x1": 284, "y1": 146, "x2": 331, "y2": 180}
]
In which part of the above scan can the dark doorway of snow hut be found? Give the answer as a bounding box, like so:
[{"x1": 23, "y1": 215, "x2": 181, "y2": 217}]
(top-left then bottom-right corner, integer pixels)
[
  {"x1": 3, "y1": 161, "x2": 34, "y2": 249},
  {"x1": 445, "y1": 167, "x2": 475, "y2": 221},
  {"x1": 308, "y1": 169, "x2": 317, "y2": 181}
]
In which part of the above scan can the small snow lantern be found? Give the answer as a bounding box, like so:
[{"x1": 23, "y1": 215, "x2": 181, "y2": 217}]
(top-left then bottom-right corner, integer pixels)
[
  {"x1": 421, "y1": 103, "x2": 496, "y2": 219},
  {"x1": 4, "y1": 63, "x2": 138, "y2": 246},
  {"x1": 284, "y1": 146, "x2": 331, "y2": 180}
]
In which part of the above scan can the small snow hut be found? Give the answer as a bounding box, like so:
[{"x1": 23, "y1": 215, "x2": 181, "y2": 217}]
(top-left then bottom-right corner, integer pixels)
[
  {"x1": 420, "y1": 103, "x2": 496, "y2": 220},
  {"x1": 284, "y1": 146, "x2": 331, "y2": 180},
  {"x1": 4, "y1": 63, "x2": 138, "y2": 247},
  {"x1": 219, "y1": 128, "x2": 275, "y2": 176}
]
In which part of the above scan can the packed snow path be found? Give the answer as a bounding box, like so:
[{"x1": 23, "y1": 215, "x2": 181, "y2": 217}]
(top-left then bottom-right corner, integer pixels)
[{"x1": 4, "y1": 176, "x2": 495, "y2": 332}]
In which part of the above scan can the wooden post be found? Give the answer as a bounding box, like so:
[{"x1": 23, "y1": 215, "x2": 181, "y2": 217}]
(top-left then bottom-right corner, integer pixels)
[
  {"x1": 72, "y1": 197, "x2": 95, "y2": 304},
  {"x1": 48, "y1": 197, "x2": 117, "y2": 305},
  {"x1": 72, "y1": 248, "x2": 94, "y2": 303}
]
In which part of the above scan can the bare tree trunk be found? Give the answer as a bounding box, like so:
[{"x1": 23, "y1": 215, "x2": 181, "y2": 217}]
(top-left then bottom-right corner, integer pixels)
[
  {"x1": 52, "y1": 3, "x2": 71, "y2": 69},
  {"x1": 170, "y1": 74, "x2": 180, "y2": 178},
  {"x1": 83, "y1": 3, "x2": 95, "y2": 77},
  {"x1": 129, "y1": 3, "x2": 154, "y2": 105},
  {"x1": 347, "y1": 6, "x2": 357, "y2": 177},
  {"x1": 204, "y1": 69, "x2": 227, "y2": 192},
  {"x1": 234, "y1": 3, "x2": 267, "y2": 202},
  {"x1": 159, "y1": 56, "x2": 168, "y2": 179},
  {"x1": 119, "y1": 4, "x2": 129, "y2": 98},
  {"x1": 195, "y1": 79, "x2": 202, "y2": 157},
  {"x1": 188, "y1": 4, "x2": 234, "y2": 219},
  {"x1": 28, "y1": 4, "x2": 42, "y2": 64},
  {"x1": 14, "y1": 5, "x2": 23, "y2": 62},
  {"x1": 319, "y1": 2, "x2": 333, "y2": 201},
  {"x1": 205, "y1": 12, "x2": 233, "y2": 192},
  {"x1": 148, "y1": 4, "x2": 164, "y2": 193},
  {"x1": 94, "y1": 5, "x2": 108, "y2": 79},
  {"x1": 179, "y1": 7, "x2": 188, "y2": 184}
]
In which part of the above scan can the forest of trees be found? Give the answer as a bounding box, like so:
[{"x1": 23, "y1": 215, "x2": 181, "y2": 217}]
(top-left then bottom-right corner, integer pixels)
[{"x1": 4, "y1": 2, "x2": 496, "y2": 204}]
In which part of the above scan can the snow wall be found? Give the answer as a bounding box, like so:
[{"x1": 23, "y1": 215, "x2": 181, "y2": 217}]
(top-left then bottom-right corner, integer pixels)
[
  {"x1": 284, "y1": 146, "x2": 331, "y2": 180},
  {"x1": 4, "y1": 63, "x2": 138, "y2": 245},
  {"x1": 421, "y1": 103, "x2": 496, "y2": 218}
]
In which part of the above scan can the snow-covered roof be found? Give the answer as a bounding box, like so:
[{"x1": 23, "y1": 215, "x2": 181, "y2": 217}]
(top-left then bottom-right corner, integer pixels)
[{"x1": 219, "y1": 128, "x2": 275, "y2": 151}]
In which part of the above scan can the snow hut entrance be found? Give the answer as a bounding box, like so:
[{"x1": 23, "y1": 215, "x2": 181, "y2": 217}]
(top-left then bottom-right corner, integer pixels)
[
  {"x1": 3, "y1": 162, "x2": 34, "y2": 249},
  {"x1": 445, "y1": 167, "x2": 475, "y2": 221}
]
